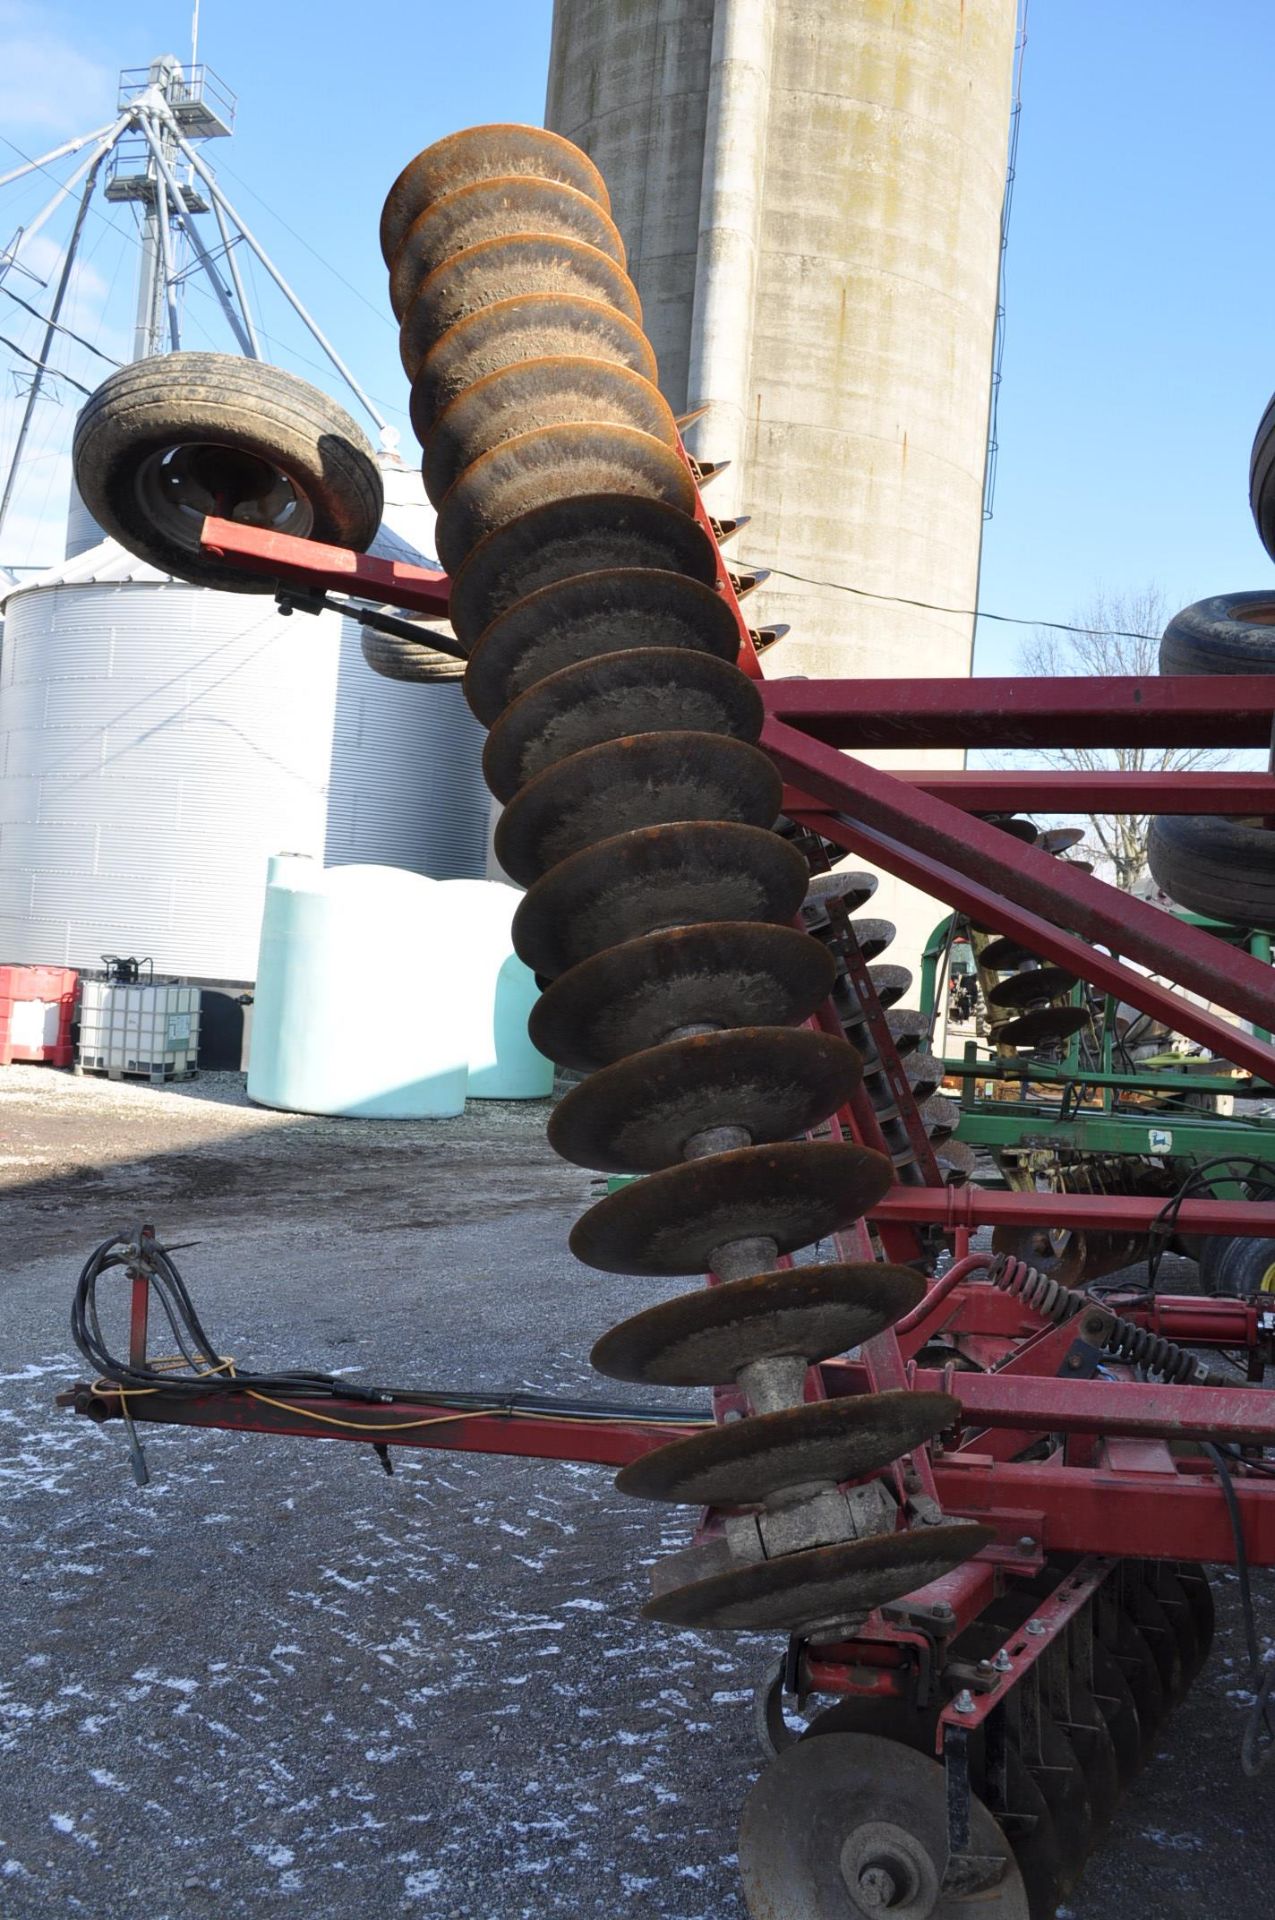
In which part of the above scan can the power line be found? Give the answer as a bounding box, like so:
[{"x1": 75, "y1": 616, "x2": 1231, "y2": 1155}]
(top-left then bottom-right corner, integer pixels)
[
  {"x1": 0, "y1": 333, "x2": 90, "y2": 395},
  {"x1": 0, "y1": 279, "x2": 121, "y2": 364},
  {"x1": 753, "y1": 563, "x2": 1160, "y2": 643}
]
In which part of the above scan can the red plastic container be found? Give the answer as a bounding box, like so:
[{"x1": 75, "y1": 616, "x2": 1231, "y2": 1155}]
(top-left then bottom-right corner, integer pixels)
[{"x1": 0, "y1": 965, "x2": 78, "y2": 1067}]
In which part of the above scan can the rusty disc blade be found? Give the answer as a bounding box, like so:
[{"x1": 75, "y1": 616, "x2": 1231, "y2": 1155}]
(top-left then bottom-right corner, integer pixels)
[
  {"x1": 380, "y1": 123, "x2": 611, "y2": 265},
  {"x1": 644, "y1": 1522, "x2": 993, "y2": 1632},
  {"x1": 617, "y1": 1391, "x2": 959, "y2": 1507},
  {"x1": 494, "y1": 732, "x2": 782, "y2": 887},
  {"x1": 512, "y1": 822, "x2": 809, "y2": 979},
  {"x1": 993, "y1": 1005, "x2": 1089, "y2": 1050},
  {"x1": 528, "y1": 922, "x2": 835, "y2": 1072},
  {"x1": 1038, "y1": 826, "x2": 1086, "y2": 856},
  {"x1": 918, "y1": 1094, "x2": 958, "y2": 1142},
  {"x1": 983, "y1": 814, "x2": 1039, "y2": 845},
  {"x1": 435, "y1": 423, "x2": 696, "y2": 577},
  {"x1": 978, "y1": 935, "x2": 1043, "y2": 972},
  {"x1": 482, "y1": 647, "x2": 763, "y2": 802},
  {"x1": 590, "y1": 1263, "x2": 924, "y2": 1386},
  {"x1": 449, "y1": 495, "x2": 718, "y2": 650},
  {"x1": 845, "y1": 917, "x2": 895, "y2": 962},
  {"x1": 413, "y1": 294, "x2": 658, "y2": 441},
  {"x1": 399, "y1": 235, "x2": 642, "y2": 380},
  {"x1": 936, "y1": 1136, "x2": 977, "y2": 1179},
  {"x1": 388, "y1": 175, "x2": 626, "y2": 319},
  {"x1": 423, "y1": 356, "x2": 679, "y2": 506},
  {"x1": 904, "y1": 1053, "x2": 943, "y2": 1099},
  {"x1": 569, "y1": 1140, "x2": 894, "y2": 1276},
  {"x1": 738, "y1": 1733, "x2": 1029, "y2": 1920},
  {"x1": 547, "y1": 1027, "x2": 863, "y2": 1173},
  {"x1": 986, "y1": 965, "x2": 1079, "y2": 1011},
  {"x1": 802, "y1": 868, "x2": 878, "y2": 915},
  {"x1": 839, "y1": 963, "x2": 913, "y2": 1013},
  {"x1": 465, "y1": 567, "x2": 741, "y2": 727},
  {"x1": 884, "y1": 1009, "x2": 929, "y2": 1055}
]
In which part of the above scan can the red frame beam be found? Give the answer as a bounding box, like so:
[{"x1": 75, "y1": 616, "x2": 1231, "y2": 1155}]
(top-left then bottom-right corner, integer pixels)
[
  {"x1": 762, "y1": 675, "x2": 1275, "y2": 749},
  {"x1": 201, "y1": 516, "x2": 452, "y2": 615},
  {"x1": 787, "y1": 768, "x2": 1275, "y2": 816},
  {"x1": 868, "y1": 1186, "x2": 1275, "y2": 1236}
]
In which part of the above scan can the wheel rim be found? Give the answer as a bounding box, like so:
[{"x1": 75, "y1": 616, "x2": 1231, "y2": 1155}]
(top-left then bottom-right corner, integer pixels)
[{"x1": 133, "y1": 440, "x2": 315, "y2": 553}]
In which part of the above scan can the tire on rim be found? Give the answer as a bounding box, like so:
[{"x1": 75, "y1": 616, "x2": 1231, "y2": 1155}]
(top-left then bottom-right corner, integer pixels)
[
  {"x1": 1205, "y1": 1233, "x2": 1275, "y2": 1297},
  {"x1": 1251, "y1": 391, "x2": 1275, "y2": 564},
  {"x1": 359, "y1": 626, "x2": 466, "y2": 683},
  {"x1": 1159, "y1": 591, "x2": 1275, "y2": 675},
  {"x1": 72, "y1": 352, "x2": 383, "y2": 591},
  {"x1": 1147, "y1": 813, "x2": 1275, "y2": 930}
]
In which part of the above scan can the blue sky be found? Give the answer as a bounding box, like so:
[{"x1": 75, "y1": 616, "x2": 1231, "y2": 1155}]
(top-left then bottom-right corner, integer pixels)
[{"x1": 2, "y1": 0, "x2": 1273, "y2": 672}]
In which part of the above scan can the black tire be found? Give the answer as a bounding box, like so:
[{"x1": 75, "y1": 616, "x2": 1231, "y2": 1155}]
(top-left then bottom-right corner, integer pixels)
[
  {"x1": 1147, "y1": 812, "x2": 1275, "y2": 930},
  {"x1": 72, "y1": 352, "x2": 383, "y2": 591},
  {"x1": 1159, "y1": 591, "x2": 1275, "y2": 675},
  {"x1": 1206, "y1": 1233, "x2": 1275, "y2": 1297},
  {"x1": 360, "y1": 626, "x2": 466, "y2": 683},
  {"x1": 1251, "y1": 392, "x2": 1275, "y2": 564}
]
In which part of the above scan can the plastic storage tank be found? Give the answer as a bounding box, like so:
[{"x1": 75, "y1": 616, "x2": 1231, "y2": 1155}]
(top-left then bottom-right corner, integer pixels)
[
  {"x1": 247, "y1": 862, "x2": 552, "y2": 1117},
  {"x1": 248, "y1": 857, "x2": 470, "y2": 1119},
  {"x1": 0, "y1": 452, "x2": 489, "y2": 982},
  {"x1": 436, "y1": 878, "x2": 553, "y2": 1100}
]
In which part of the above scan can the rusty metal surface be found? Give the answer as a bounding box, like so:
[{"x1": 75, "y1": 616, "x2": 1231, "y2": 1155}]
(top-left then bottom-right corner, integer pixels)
[
  {"x1": 481, "y1": 645, "x2": 763, "y2": 801},
  {"x1": 546, "y1": 1027, "x2": 863, "y2": 1173},
  {"x1": 399, "y1": 234, "x2": 641, "y2": 380},
  {"x1": 493, "y1": 730, "x2": 782, "y2": 886},
  {"x1": 448, "y1": 495, "x2": 717, "y2": 649},
  {"x1": 568, "y1": 1140, "x2": 894, "y2": 1276},
  {"x1": 528, "y1": 921, "x2": 834, "y2": 1071},
  {"x1": 412, "y1": 292, "x2": 658, "y2": 440},
  {"x1": 435, "y1": 422, "x2": 696, "y2": 575},
  {"x1": 615, "y1": 1390, "x2": 960, "y2": 1507},
  {"x1": 388, "y1": 175, "x2": 627, "y2": 319},
  {"x1": 423, "y1": 355, "x2": 677, "y2": 505},
  {"x1": 511, "y1": 822, "x2": 809, "y2": 977},
  {"x1": 380, "y1": 123, "x2": 612, "y2": 264},
  {"x1": 589, "y1": 1263, "x2": 924, "y2": 1386},
  {"x1": 643, "y1": 1523, "x2": 995, "y2": 1632},
  {"x1": 985, "y1": 965, "x2": 1079, "y2": 1011},
  {"x1": 463, "y1": 564, "x2": 739, "y2": 722}
]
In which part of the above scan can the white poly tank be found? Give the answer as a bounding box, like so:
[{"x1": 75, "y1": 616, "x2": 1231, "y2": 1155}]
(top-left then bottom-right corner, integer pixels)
[
  {"x1": 436, "y1": 878, "x2": 553, "y2": 1099},
  {"x1": 247, "y1": 856, "x2": 469, "y2": 1118},
  {"x1": 0, "y1": 459, "x2": 488, "y2": 981}
]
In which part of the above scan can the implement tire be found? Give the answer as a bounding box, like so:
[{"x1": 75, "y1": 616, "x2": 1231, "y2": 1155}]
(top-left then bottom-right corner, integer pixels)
[
  {"x1": 73, "y1": 352, "x2": 382, "y2": 591},
  {"x1": 360, "y1": 627, "x2": 466, "y2": 683},
  {"x1": 1251, "y1": 392, "x2": 1275, "y2": 564},
  {"x1": 1147, "y1": 813, "x2": 1275, "y2": 930},
  {"x1": 1159, "y1": 591, "x2": 1275, "y2": 675}
]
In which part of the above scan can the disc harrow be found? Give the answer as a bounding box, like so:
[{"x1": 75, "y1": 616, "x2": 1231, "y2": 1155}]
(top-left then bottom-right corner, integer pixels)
[{"x1": 56, "y1": 112, "x2": 1275, "y2": 1920}]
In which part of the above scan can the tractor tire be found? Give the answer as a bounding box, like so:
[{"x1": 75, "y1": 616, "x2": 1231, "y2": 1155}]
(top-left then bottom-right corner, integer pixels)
[
  {"x1": 1147, "y1": 813, "x2": 1275, "y2": 931},
  {"x1": 72, "y1": 351, "x2": 383, "y2": 591},
  {"x1": 1159, "y1": 591, "x2": 1275, "y2": 676},
  {"x1": 1251, "y1": 392, "x2": 1275, "y2": 564},
  {"x1": 360, "y1": 626, "x2": 466, "y2": 683},
  {"x1": 1208, "y1": 1233, "x2": 1275, "y2": 1297}
]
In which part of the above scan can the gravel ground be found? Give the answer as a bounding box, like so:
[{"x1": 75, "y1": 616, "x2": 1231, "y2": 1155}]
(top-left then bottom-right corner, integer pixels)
[{"x1": 1, "y1": 1063, "x2": 1273, "y2": 1918}]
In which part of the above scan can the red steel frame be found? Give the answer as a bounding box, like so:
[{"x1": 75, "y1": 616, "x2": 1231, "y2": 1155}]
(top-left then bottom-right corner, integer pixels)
[{"x1": 64, "y1": 517, "x2": 1275, "y2": 1622}]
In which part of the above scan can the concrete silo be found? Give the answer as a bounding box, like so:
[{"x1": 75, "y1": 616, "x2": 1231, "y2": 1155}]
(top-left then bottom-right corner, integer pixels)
[{"x1": 546, "y1": 0, "x2": 1018, "y2": 971}]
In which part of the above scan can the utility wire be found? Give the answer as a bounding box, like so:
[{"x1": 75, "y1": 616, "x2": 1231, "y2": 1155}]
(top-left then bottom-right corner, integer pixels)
[
  {"x1": 0, "y1": 334, "x2": 90, "y2": 395},
  {"x1": 750, "y1": 563, "x2": 1162, "y2": 643},
  {"x1": 0, "y1": 279, "x2": 121, "y2": 364}
]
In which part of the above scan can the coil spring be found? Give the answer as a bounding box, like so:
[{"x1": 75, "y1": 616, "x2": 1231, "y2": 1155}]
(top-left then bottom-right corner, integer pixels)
[{"x1": 987, "y1": 1252, "x2": 1203, "y2": 1384}]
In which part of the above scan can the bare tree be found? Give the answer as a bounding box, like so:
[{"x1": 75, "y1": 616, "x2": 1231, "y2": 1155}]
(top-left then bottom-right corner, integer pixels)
[{"x1": 1014, "y1": 585, "x2": 1229, "y2": 893}]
